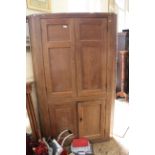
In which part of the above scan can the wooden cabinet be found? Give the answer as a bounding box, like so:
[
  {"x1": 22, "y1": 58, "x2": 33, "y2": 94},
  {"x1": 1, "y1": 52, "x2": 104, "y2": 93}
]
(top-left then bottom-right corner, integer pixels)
[{"x1": 28, "y1": 13, "x2": 116, "y2": 141}]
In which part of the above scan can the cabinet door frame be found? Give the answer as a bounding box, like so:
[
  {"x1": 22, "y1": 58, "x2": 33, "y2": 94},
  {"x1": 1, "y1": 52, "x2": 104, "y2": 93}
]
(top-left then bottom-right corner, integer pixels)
[
  {"x1": 77, "y1": 99, "x2": 106, "y2": 140},
  {"x1": 75, "y1": 18, "x2": 108, "y2": 97},
  {"x1": 49, "y1": 101, "x2": 77, "y2": 137},
  {"x1": 41, "y1": 18, "x2": 77, "y2": 99}
]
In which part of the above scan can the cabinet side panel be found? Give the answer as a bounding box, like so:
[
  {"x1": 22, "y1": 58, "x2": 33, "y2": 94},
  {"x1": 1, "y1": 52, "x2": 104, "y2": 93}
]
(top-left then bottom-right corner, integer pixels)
[
  {"x1": 105, "y1": 14, "x2": 117, "y2": 139},
  {"x1": 28, "y1": 16, "x2": 51, "y2": 136}
]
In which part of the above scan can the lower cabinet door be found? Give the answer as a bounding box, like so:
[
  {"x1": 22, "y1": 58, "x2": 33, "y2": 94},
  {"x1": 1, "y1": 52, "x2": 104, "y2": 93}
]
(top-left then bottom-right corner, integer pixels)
[
  {"x1": 49, "y1": 101, "x2": 77, "y2": 137},
  {"x1": 78, "y1": 99, "x2": 106, "y2": 140}
]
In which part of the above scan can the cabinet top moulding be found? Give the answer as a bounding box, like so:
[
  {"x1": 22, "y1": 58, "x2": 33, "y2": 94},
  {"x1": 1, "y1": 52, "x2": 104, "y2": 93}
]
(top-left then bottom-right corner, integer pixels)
[{"x1": 27, "y1": 12, "x2": 116, "y2": 19}]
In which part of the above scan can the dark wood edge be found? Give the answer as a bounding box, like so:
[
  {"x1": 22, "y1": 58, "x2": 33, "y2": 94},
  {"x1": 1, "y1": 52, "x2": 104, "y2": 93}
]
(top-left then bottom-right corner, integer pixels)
[{"x1": 27, "y1": 13, "x2": 117, "y2": 19}]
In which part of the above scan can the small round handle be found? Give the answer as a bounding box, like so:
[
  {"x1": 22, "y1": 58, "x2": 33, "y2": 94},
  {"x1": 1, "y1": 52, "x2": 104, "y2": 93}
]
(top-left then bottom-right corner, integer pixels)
[{"x1": 79, "y1": 117, "x2": 82, "y2": 121}]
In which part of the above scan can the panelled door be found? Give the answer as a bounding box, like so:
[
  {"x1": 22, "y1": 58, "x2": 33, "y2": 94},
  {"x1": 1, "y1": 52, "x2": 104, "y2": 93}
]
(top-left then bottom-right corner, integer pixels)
[
  {"x1": 41, "y1": 18, "x2": 77, "y2": 98},
  {"x1": 49, "y1": 101, "x2": 77, "y2": 137},
  {"x1": 78, "y1": 99, "x2": 106, "y2": 139},
  {"x1": 75, "y1": 18, "x2": 108, "y2": 97}
]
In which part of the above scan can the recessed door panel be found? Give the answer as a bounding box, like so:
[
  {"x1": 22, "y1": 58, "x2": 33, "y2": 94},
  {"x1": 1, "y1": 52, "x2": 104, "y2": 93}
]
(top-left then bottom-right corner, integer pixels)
[
  {"x1": 80, "y1": 23, "x2": 102, "y2": 40},
  {"x1": 81, "y1": 44, "x2": 102, "y2": 90},
  {"x1": 47, "y1": 24, "x2": 70, "y2": 41},
  {"x1": 49, "y1": 48, "x2": 72, "y2": 92}
]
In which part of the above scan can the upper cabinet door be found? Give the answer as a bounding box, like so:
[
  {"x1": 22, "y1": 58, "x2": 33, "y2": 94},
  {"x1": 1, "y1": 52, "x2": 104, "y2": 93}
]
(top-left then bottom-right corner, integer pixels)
[
  {"x1": 75, "y1": 18, "x2": 108, "y2": 97},
  {"x1": 41, "y1": 19, "x2": 77, "y2": 98}
]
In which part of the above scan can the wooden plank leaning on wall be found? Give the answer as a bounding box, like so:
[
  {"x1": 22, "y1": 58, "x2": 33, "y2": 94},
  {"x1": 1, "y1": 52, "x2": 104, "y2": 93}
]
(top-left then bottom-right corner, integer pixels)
[{"x1": 26, "y1": 82, "x2": 41, "y2": 140}]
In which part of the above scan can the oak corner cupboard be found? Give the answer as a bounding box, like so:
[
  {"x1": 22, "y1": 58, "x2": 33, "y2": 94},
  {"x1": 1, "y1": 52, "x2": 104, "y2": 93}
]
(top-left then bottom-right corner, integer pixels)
[{"x1": 27, "y1": 13, "x2": 116, "y2": 141}]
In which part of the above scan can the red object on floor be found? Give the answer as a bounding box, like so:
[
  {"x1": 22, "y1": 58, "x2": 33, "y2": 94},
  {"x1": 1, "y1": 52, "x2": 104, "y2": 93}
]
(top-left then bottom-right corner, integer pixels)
[
  {"x1": 33, "y1": 141, "x2": 48, "y2": 155},
  {"x1": 72, "y1": 138, "x2": 89, "y2": 147}
]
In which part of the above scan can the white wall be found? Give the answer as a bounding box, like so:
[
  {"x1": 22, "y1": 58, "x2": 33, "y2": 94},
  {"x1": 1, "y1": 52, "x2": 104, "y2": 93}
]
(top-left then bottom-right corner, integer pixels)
[
  {"x1": 27, "y1": 0, "x2": 109, "y2": 15},
  {"x1": 52, "y1": 0, "x2": 69, "y2": 12},
  {"x1": 115, "y1": 0, "x2": 129, "y2": 32},
  {"x1": 26, "y1": 51, "x2": 34, "y2": 82},
  {"x1": 52, "y1": 0, "x2": 108, "y2": 13}
]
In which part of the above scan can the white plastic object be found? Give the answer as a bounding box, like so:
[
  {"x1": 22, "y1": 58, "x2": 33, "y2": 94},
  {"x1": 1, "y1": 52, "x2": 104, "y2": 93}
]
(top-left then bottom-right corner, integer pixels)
[{"x1": 42, "y1": 137, "x2": 53, "y2": 155}]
